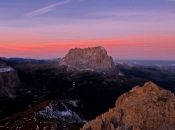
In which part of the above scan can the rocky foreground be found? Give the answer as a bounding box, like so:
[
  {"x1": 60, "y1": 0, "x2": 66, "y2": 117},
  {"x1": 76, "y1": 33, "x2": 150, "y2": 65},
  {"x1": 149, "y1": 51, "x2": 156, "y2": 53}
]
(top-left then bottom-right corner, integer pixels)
[{"x1": 81, "y1": 82, "x2": 175, "y2": 130}]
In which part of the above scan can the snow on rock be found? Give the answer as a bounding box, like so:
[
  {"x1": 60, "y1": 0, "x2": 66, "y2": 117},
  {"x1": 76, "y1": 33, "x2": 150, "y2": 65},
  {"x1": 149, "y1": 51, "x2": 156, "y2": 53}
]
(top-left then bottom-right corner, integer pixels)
[
  {"x1": 37, "y1": 100, "x2": 86, "y2": 124},
  {"x1": 69, "y1": 82, "x2": 76, "y2": 90},
  {"x1": 0, "y1": 67, "x2": 13, "y2": 73},
  {"x1": 68, "y1": 100, "x2": 77, "y2": 107},
  {"x1": 117, "y1": 62, "x2": 140, "y2": 68}
]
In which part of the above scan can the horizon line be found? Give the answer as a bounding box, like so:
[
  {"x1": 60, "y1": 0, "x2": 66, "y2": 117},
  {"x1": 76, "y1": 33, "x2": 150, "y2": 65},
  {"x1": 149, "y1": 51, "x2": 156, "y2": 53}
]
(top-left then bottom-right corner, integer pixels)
[{"x1": 1, "y1": 57, "x2": 175, "y2": 61}]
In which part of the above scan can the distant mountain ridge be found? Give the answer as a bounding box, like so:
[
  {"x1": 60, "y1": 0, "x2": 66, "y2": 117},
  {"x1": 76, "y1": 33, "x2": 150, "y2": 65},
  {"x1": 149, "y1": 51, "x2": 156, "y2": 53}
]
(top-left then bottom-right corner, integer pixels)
[
  {"x1": 2, "y1": 57, "x2": 61, "y2": 64},
  {"x1": 115, "y1": 59, "x2": 175, "y2": 66}
]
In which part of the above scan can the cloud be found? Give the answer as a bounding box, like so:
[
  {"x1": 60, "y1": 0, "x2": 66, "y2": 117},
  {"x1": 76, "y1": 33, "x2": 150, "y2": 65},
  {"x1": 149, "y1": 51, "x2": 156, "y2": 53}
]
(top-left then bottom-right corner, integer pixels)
[
  {"x1": 91, "y1": 11, "x2": 147, "y2": 17},
  {"x1": 88, "y1": 10, "x2": 175, "y2": 22},
  {"x1": 90, "y1": 10, "x2": 164, "y2": 17},
  {"x1": 25, "y1": 0, "x2": 72, "y2": 17}
]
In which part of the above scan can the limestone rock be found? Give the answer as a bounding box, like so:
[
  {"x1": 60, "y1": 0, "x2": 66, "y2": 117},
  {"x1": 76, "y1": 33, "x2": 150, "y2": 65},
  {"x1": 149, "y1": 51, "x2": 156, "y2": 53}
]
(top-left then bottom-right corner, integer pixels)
[
  {"x1": 59, "y1": 46, "x2": 115, "y2": 71},
  {"x1": 81, "y1": 81, "x2": 175, "y2": 130}
]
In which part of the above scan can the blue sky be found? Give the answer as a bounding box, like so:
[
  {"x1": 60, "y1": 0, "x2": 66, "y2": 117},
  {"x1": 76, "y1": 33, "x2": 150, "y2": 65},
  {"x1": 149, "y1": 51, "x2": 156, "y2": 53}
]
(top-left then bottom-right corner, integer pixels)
[{"x1": 1, "y1": 0, "x2": 175, "y2": 24}]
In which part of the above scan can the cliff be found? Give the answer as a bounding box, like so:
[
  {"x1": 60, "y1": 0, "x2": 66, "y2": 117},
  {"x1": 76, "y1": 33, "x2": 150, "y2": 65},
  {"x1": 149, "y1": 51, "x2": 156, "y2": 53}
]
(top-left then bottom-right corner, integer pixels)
[
  {"x1": 0, "y1": 66, "x2": 21, "y2": 98},
  {"x1": 59, "y1": 46, "x2": 115, "y2": 71},
  {"x1": 81, "y1": 82, "x2": 175, "y2": 130}
]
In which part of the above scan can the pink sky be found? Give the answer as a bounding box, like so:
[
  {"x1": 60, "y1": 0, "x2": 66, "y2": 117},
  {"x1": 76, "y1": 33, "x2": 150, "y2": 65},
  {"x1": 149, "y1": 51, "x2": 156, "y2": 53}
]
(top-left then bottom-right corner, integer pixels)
[
  {"x1": 0, "y1": 0, "x2": 175, "y2": 60},
  {"x1": 0, "y1": 34, "x2": 175, "y2": 60}
]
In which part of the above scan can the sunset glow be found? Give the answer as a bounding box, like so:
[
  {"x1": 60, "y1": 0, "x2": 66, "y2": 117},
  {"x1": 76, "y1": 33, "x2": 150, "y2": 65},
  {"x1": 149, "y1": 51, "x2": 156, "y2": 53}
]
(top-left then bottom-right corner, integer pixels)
[{"x1": 0, "y1": 0, "x2": 175, "y2": 60}]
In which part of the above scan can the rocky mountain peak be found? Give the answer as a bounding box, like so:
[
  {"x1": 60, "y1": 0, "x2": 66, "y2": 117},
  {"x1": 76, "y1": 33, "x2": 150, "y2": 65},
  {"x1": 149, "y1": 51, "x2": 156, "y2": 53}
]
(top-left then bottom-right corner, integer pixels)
[
  {"x1": 59, "y1": 46, "x2": 115, "y2": 71},
  {"x1": 115, "y1": 81, "x2": 174, "y2": 107},
  {"x1": 81, "y1": 81, "x2": 175, "y2": 130}
]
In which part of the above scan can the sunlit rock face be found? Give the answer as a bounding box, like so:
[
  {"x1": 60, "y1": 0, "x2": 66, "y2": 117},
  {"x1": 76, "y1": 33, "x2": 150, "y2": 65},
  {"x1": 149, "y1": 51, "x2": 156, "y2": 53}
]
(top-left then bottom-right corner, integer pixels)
[
  {"x1": 59, "y1": 46, "x2": 115, "y2": 71},
  {"x1": 81, "y1": 82, "x2": 175, "y2": 130}
]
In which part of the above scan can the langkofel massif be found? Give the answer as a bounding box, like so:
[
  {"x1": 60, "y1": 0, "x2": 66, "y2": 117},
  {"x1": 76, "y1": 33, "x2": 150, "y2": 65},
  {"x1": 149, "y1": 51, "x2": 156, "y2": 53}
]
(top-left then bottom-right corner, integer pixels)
[{"x1": 59, "y1": 46, "x2": 115, "y2": 71}]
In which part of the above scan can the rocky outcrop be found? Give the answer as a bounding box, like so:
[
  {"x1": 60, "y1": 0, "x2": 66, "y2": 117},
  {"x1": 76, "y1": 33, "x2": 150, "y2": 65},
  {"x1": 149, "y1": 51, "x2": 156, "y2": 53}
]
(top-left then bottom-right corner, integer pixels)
[
  {"x1": 81, "y1": 82, "x2": 175, "y2": 130},
  {"x1": 59, "y1": 46, "x2": 115, "y2": 71},
  {"x1": 0, "y1": 65, "x2": 21, "y2": 98}
]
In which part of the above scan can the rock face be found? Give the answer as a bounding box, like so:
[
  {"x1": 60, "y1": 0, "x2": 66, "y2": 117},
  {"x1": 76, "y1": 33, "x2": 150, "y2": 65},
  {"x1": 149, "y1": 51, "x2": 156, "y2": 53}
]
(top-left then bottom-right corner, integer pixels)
[
  {"x1": 59, "y1": 46, "x2": 115, "y2": 71},
  {"x1": 0, "y1": 60, "x2": 21, "y2": 98},
  {"x1": 81, "y1": 82, "x2": 175, "y2": 130}
]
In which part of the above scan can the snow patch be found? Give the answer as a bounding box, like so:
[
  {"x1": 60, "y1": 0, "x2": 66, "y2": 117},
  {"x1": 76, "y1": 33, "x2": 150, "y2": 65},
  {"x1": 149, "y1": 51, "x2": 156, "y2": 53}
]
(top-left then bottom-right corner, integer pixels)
[
  {"x1": 0, "y1": 67, "x2": 13, "y2": 73},
  {"x1": 69, "y1": 82, "x2": 75, "y2": 90},
  {"x1": 59, "y1": 111, "x2": 72, "y2": 116},
  {"x1": 68, "y1": 101, "x2": 77, "y2": 107},
  {"x1": 26, "y1": 91, "x2": 32, "y2": 94},
  {"x1": 37, "y1": 101, "x2": 86, "y2": 123}
]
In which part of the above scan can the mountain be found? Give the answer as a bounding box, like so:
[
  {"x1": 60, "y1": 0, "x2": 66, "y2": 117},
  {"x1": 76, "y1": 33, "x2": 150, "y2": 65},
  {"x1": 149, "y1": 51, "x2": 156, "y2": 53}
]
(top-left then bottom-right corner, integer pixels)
[
  {"x1": 59, "y1": 46, "x2": 116, "y2": 71},
  {"x1": 81, "y1": 82, "x2": 175, "y2": 130},
  {"x1": 1, "y1": 54, "x2": 175, "y2": 129},
  {"x1": 2, "y1": 55, "x2": 175, "y2": 120}
]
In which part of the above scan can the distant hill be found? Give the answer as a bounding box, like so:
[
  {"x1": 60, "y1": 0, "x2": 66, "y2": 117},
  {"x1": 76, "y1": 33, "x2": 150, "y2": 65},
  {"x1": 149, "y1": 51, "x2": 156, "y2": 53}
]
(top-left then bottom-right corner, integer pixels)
[{"x1": 115, "y1": 59, "x2": 175, "y2": 67}]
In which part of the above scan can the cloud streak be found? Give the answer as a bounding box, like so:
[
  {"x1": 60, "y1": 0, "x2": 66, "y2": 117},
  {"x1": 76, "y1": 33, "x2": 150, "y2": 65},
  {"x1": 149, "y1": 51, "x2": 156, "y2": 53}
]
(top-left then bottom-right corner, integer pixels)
[
  {"x1": 90, "y1": 10, "x2": 174, "y2": 18},
  {"x1": 25, "y1": 0, "x2": 72, "y2": 17}
]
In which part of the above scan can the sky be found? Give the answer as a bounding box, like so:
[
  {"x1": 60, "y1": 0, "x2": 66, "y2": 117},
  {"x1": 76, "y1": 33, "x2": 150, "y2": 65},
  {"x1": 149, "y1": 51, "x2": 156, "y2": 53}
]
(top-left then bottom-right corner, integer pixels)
[{"x1": 0, "y1": 0, "x2": 175, "y2": 60}]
